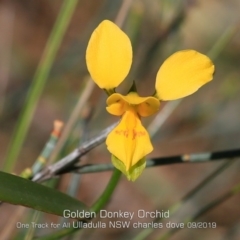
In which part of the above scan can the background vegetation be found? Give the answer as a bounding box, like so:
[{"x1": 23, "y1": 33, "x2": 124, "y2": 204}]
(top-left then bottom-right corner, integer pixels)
[{"x1": 0, "y1": 0, "x2": 240, "y2": 239}]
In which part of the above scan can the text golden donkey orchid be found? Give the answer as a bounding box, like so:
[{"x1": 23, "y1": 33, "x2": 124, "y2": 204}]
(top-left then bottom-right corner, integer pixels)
[{"x1": 86, "y1": 20, "x2": 214, "y2": 181}]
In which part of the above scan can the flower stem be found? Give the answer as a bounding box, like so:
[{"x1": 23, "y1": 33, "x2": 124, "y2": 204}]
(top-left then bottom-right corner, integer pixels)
[{"x1": 91, "y1": 168, "x2": 122, "y2": 213}]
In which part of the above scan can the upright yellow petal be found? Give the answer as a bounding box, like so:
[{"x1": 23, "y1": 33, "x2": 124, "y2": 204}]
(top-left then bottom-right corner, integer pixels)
[
  {"x1": 106, "y1": 108, "x2": 153, "y2": 171},
  {"x1": 86, "y1": 20, "x2": 132, "y2": 89},
  {"x1": 155, "y1": 50, "x2": 214, "y2": 100}
]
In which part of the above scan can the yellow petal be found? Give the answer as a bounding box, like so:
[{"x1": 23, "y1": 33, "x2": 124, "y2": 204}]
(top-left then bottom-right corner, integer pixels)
[
  {"x1": 106, "y1": 108, "x2": 153, "y2": 171},
  {"x1": 155, "y1": 50, "x2": 215, "y2": 100},
  {"x1": 106, "y1": 93, "x2": 127, "y2": 116},
  {"x1": 106, "y1": 99, "x2": 127, "y2": 116},
  {"x1": 107, "y1": 93, "x2": 160, "y2": 117},
  {"x1": 137, "y1": 100, "x2": 160, "y2": 117},
  {"x1": 86, "y1": 20, "x2": 132, "y2": 89}
]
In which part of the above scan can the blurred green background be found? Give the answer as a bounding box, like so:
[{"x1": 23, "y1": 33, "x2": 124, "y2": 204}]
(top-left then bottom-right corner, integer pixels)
[{"x1": 0, "y1": 0, "x2": 240, "y2": 239}]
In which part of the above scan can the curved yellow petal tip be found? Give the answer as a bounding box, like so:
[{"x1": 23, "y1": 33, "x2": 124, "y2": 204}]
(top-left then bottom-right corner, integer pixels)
[
  {"x1": 106, "y1": 99, "x2": 127, "y2": 116},
  {"x1": 155, "y1": 50, "x2": 215, "y2": 100},
  {"x1": 112, "y1": 155, "x2": 146, "y2": 181},
  {"x1": 106, "y1": 109, "x2": 153, "y2": 171},
  {"x1": 86, "y1": 20, "x2": 132, "y2": 89},
  {"x1": 106, "y1": 93, "x2": 160, "y2": 117}
]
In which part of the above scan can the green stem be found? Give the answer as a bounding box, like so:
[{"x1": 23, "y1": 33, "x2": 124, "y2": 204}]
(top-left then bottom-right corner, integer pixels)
[
  {"x1": 208, "y1": 25, "x2": 237, "y2": 61},
  {"x1": 91, "y1": 168, "x2": 122, "y2": 213},
  {"x1": 35, "y1": 169, "x2": 122, "y2": 240},
  {"x1": 24, "y1": 211, "x2": 41, "y2": 240},
  {"x1": 3, "y1": 0, "x2": 78, "y2": 172}
]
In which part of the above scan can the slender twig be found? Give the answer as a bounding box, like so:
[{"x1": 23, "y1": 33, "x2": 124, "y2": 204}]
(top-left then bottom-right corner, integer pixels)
[
  {"x1": 114, "y1": 0, "x2": 133, "y2": 27},
  {"x1": 64, "y1": 148, "x2": 240, "y2": 174},
  {"x1": 147, "y1": 100, "x2": 181, "y2": 137},
  {"x1": 158, "y1": 181, "x2": 240, "y2": 240},
  {"x1": 30, "y1": 146, "x2": 240, "y2": 182},
  {"x1": 20, "y1": 120, "x2": 64, "y2": 179},
  {"x1": 32, "y1": 122, "x2": 118, "y2": 182}
]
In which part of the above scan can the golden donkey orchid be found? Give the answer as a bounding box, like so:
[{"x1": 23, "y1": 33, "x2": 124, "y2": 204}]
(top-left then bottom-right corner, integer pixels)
[{"x1": 86, "y1": 20, "x2": 214, "y2": 181}]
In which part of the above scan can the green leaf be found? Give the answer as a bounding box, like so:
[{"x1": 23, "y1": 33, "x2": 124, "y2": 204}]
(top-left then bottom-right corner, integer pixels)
[{"x1": 0, "y1": 171, "x2": 91, "y2": 219}]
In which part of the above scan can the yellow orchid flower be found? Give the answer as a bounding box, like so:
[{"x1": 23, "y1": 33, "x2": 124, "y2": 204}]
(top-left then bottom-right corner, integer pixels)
[{"x1": 86, "y1": 20, "x2": 215, "y2": 181}]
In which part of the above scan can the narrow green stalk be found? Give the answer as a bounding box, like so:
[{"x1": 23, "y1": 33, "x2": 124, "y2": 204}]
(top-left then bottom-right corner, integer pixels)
[
  {"x1": 208, "y1": 25, "x2": 237, "y2": 60},
  {"x1": 35, "y1": 169, "x2": 122, "y2": 240},
  {"x1": 91, "y1": 168, "x2": 122, "y2": 213},
  {"x1": 3, "y1": 0, "x2": 78, "y2": 172},
  {"x1": 24, "y1": 211, "x2": 41, "y2": 240},
  {"x1": 20, "y1": 121, "x2": 63, "y2": 179}
]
